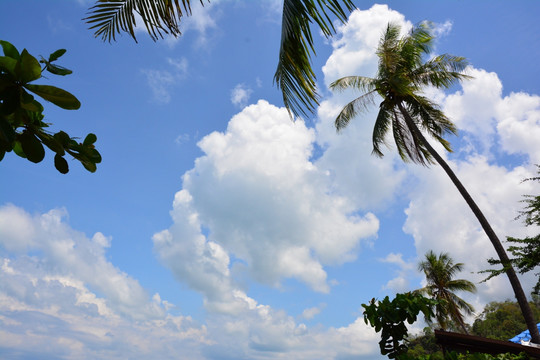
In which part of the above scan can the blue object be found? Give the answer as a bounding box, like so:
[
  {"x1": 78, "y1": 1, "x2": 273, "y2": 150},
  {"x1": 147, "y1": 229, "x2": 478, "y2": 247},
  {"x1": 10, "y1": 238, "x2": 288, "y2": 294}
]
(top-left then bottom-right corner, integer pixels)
[{"x1": 510, "y1": 323, "x2": 540, "y2": 343}]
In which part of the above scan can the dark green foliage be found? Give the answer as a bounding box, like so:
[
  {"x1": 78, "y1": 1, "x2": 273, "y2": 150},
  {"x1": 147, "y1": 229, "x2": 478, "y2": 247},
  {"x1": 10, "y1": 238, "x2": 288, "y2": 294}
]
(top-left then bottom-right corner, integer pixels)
[
  {"x1": 405, "y1": 327, "x2": 444, "y2": 359},
  {"x1": 471, "y1": 301, "x2": 540, "y2": 341},
  {"x1": 483, "y1": 166, "x2": 540, "y2": 294},
  {"x1": 0, "y1": 40, "x2": 101, "y2": 173},
  {"x1": 362, "y1": 292, "x2": 437, "y2": 359},
  {"x1": 398, "y1": 351, "x2": 530, "y2": 360}
]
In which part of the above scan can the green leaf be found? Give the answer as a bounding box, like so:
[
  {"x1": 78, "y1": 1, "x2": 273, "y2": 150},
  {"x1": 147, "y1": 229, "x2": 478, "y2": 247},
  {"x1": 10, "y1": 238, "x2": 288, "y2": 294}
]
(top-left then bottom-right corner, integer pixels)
[
  {"x1": 82, "y1": 160, "x2": 97, "y2": 173},
  {"x1": 19, "y1": 90, "x2": 43, "y2": 112},
  {"x1": 40, "y1": 133, "x2": 65, "y2": 155},
  {"x1": 24, "y1": 84, "x2": 80, "y2": 110},
  {"x1": 54, "y1": 153, "x2": 69, "y2": 174},
  {"x1": 49, "y1": 49, "x2": 66, "y2": 62},
  {"x1": 12, "y1": 140, "x2": 25, "y2": 158},
  {"x1": 53, "y1": 131, "x2": 71, "y2": 146},
  {"x1": 0, "y1": 117, "x2": 16, "y2": 144},
  {"x1": 46, "y1": 64, "x2": 73, "y2": 76},
  {"x1": 88, "y1": 148, "x2": 102, "y2": 163},
  {"x1": 20, "y1": 100, "x2": 43, "y2": 112},
  {"x1": 0, "y1": 40, "x2": 19, "y2": 59},
  {"x1": 83, "y1": 133, "x2": 97, "y2": 146},
  {"x1": 19, "y1": 131, "x2": 45, "y2": 163},
  {"x1": 15, "y1": 49, "x2": 41, "y2": 83},
  {"x1": 0, "y1": 56, "x2": 17, "y2": 75}
]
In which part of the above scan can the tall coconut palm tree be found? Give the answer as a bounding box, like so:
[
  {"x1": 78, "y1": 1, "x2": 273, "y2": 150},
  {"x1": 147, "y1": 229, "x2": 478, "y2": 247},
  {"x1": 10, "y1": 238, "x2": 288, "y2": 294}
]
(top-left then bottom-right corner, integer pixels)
[
  {"x1": 329, "y1": 22, "x2": 540, "y2": 342},
  {"x1": 417, "y1": 251, "x2": 476, "y2": 333},
  {"x1": 83, "y1": 0, "x2": 355, "y2": 118}
]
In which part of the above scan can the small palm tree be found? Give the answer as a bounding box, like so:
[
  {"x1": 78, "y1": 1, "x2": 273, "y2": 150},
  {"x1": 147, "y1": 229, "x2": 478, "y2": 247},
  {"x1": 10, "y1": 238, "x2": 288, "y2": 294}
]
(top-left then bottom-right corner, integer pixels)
[
  {"x1": 83, "y1": 0, "x2": 355, "y2": 118},
  {"x1": 329, "y1": 22, "x2": 540, "y2": 342},
  {"x1": 417, "y1": 251, "x2": 476, "y2": 333}
]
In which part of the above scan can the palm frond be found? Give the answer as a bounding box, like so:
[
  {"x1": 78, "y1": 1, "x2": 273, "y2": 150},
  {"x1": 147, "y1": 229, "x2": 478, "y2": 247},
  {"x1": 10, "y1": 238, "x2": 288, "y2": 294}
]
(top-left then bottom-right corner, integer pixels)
[
  {"x1": 371, "y1": 101, "x2": 392, "y2": 157},
  {"x1": 329, "y1": 75, "x2": 376, "y2": 93},
  {"x1": 275, "y1": 0, "x2": 356, "y2": 118},
  {"x1": 334, "y1": 90, "x2": 376, "y2": 131},
  {"x1": 404, "y1": 97, "x2": 456, "y2": 157},
  {"x1": 376, "y1": 23, "x2": 401, "y2": 75},
  {"x1": 85, "y1": 0, "x2": 205, "y2": 42},
  {"x1": 412, "y1": 54, "x2": 471, "y2": 89},
  {"x1": 391, "y1": 109, "x2": 418, "y2": 163},
  {"x1": 446, "y1": 279, "x2": 477, "y2": 294}
]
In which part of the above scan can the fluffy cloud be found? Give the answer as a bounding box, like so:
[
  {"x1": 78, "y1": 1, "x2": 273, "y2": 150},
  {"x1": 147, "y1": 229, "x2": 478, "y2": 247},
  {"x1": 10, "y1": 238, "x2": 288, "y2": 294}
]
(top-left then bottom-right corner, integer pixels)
[
  {"x1": 0, "y1": 203, "x2": 382, "y2": 359},
  {"x1": 0, "y1": 204, "x2": 207, "y2": 359},
  {"x1": 154, "y1": 99, "x2": 379, "y2": 309},
  {"x1": 445, "y1": 67, "x2": 540, "y2": 162}
]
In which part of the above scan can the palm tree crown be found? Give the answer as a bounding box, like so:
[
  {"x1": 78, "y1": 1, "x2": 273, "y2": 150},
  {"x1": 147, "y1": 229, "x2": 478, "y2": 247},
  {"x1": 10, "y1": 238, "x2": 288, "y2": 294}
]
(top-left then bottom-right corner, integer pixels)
[
  {"x1": 330, "y1": 22, "x2": 469, "y2": 165},
  {"x1": 417, "y1": 251, "x2": 476, "y2": 333}
]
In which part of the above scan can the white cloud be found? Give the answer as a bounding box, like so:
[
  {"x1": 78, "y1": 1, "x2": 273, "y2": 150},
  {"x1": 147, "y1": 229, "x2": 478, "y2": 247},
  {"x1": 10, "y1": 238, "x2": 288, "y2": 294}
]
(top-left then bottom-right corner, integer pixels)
[
  {"x1": 0, "y1": 204, "x2": 207, "y2": 359},
  {"x1": 230, "y1": 83, "x2": 253, "y2": 108},
  {"x1": 403, "y1": 158, "x2": 540, "y2": 305},
  {"x1": 154, "y1": 99, "x2": 379, "y2": 309},
  {"x1": 0, "y1": 202, "x2": 383, "y2": 359},
  {"x1": 444, "y1": 67, "x2": 540, "y2": 163}
]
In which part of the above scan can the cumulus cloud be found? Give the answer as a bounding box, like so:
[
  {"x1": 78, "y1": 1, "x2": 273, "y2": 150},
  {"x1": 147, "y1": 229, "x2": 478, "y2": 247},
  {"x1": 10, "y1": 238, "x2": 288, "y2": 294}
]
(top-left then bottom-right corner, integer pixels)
[
  {"x1": 154, "y1": 99, "x2": 379, "y2": 309},
  {"x1": 204, "y1": 310, "x2": 380, "y2": 359},
  {"x1": 0, "y1": 204, "x2": 206, "y2": 359},
  {"x1": 0, "y1": 203, "x2": 382, "y2": 359},
  {"x1": 444, "y1": 67, "x2": 540, "y2": 162}
]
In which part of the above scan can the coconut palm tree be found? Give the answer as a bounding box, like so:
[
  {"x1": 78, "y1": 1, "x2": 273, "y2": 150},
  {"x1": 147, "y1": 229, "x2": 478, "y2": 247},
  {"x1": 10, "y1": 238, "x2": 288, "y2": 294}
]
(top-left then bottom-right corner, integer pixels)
[
  {"x1": 83, "y1": 0, "x2": 355, "y2": 118},
  {"x1": 417, "y1": 251, "x2": 476, "y2": 333},
  {"x1": 329, "y1": 22, "x2": 540, "y2": 342}
]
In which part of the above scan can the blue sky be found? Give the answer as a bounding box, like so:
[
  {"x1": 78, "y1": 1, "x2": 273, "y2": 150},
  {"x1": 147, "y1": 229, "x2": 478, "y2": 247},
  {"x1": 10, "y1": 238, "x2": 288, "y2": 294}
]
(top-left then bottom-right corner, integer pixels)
[{"x1": 1, "y1": 1, "x2": 540, "y2": 359}]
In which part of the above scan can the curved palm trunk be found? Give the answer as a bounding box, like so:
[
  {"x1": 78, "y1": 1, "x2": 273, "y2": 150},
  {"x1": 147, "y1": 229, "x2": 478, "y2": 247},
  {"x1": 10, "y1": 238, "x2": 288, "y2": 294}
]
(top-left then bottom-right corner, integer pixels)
[{"x1": 397, "y1": 102, "x2": 540, "y2": 343}]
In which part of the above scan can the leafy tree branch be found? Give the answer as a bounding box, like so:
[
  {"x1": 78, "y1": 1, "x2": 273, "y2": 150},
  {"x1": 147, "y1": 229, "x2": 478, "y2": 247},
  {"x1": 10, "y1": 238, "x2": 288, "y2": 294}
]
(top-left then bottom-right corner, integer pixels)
[{"x1": 0, "y1": 40, "x2": 101, "y2": 173}]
